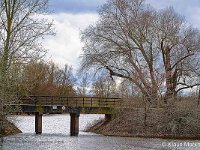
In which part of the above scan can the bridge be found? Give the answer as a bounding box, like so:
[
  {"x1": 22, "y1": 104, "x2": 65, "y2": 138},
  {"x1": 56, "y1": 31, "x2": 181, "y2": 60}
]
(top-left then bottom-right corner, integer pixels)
[{"x1": 8, "y1": 96, "x2": 121, "y2": 136}]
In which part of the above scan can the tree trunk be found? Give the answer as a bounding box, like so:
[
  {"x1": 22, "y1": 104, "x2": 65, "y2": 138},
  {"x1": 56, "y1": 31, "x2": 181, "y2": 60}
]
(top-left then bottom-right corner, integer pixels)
[
  {"x1": 198, "y1": 87, "x2": 200, "y2": 105},
  {"x1": 164, "y1": 47, "x2": 176, "y2": 104},
  {"x1": 0, "y1": 100, "x2": 3, "y2": 136},
  {"x1": 0, "y1": 9, "x2": 12, "y2": 135},
  {"x1": 149, "y1": 65, "x2": 159, "y2": 106}
]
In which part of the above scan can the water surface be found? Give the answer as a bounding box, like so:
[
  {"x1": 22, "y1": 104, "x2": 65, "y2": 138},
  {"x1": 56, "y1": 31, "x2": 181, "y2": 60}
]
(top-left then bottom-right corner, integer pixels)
[{"x1": 2, "y1": 114, "x2": 200, "y2": 150}]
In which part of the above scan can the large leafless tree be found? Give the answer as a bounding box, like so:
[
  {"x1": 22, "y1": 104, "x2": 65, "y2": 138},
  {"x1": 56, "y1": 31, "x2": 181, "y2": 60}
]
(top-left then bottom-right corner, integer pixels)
[
  {"x1": 0, "y1": 0, "x2": 53, "y2": 135},
  {"x1": 81, "y1": 0, "x2": 200, "y2": 106}
]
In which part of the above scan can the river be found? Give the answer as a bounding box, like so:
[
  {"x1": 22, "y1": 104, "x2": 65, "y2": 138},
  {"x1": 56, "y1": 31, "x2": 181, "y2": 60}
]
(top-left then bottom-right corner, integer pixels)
[{"x1": 1, "y1": 114, "x2": 200, "y2": 150}]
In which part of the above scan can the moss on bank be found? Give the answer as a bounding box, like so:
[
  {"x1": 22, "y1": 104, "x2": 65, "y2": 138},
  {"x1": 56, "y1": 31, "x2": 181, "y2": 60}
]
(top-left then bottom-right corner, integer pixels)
[{"x1": 1, "y1": 120, "x2": 22, "y2": 137}]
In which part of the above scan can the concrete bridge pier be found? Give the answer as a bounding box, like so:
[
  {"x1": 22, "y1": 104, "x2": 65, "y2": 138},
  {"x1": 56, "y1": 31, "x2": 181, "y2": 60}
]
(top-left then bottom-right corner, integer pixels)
[
  {"x1": 35, "y1": 112, "x2": 42, "y2": 134},
  {"x1": 70, "y1": 113, "x2": 80, "y2": 136}
]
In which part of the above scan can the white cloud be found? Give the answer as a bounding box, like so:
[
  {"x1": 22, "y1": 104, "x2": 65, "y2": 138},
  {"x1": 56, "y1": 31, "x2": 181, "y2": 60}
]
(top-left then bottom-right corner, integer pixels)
[
  {"x1": 42, "y1": 3, "x2": 200, "y2": 71},
  {"x1": 42, "y1": 13, "x2": 99, "y2": 70}
]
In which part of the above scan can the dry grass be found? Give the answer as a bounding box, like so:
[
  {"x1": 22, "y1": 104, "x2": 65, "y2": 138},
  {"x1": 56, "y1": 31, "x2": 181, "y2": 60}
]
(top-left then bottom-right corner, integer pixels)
[
  {"x1": 120, "y1": 96, "x2": 200, "y2": 109},
  {"x1": 174, "y1": 96, "x2": 200, "y2": 110},
  {"x1": 89, "y1": 95, "x2": 200, "y2": 138}
]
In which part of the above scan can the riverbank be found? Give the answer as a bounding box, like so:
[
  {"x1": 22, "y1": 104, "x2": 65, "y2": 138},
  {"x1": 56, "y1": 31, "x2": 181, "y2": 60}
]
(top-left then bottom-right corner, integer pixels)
[
  {"x1": 86, "y1": 106, "x2": 200, "y2": 140},
  {"x1": 1, "y1": 119, "x2": 22, "y2": 137}
]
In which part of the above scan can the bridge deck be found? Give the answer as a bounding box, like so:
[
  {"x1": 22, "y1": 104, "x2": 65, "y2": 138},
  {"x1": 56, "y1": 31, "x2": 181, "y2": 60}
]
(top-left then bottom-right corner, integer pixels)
[{"x1": 8, "y1": 96, "x2": 122, "y2": 114}]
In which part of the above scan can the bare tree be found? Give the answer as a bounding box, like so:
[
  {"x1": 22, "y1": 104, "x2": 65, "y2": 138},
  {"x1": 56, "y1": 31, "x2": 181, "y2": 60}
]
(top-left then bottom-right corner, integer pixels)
[
  {"x1": 91, "y1": 75, "x2": 117, "y2": 97},
  {"x1": 155, "y1": 8, "x2": 200, "y2": 102},
  {"x1": 21, "y1": 61, "x2": 75, "y2": 96},
  {"x1": 118, "y1": 79, "x2": 139, "y2": 98},
  {"x1": 0, "y1": 0, "x2": 53, "y2": 135},
  {"x1": 77, "y1": 73, "x2": 90, "y2": 96},
  {"x1": 81, "y1": 0, "x2": 200, "y2": 106},
  {"x1": 54, "y1": 64, "x2": 76, "y2": 96}
]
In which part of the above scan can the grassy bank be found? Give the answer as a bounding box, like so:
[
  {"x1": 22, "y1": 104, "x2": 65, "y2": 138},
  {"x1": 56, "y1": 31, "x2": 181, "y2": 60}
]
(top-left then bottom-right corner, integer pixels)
[
  {"x1": 1, "y1": 119, "x2": 22, "y2": 137},
  {"x1": 86, "y1": 97, "x2": 200, "y2": 139}
]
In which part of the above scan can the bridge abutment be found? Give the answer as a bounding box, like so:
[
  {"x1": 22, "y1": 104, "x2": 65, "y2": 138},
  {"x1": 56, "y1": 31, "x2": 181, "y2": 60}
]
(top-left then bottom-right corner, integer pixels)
[
  {"x1": 105, "y1": 114, "x2": 112, "y2": 122},
  {"x1": 35, "y1": 112, "x2": 42, "y2": 134},
  {"x1": 70, "y1": 113, "x2": 79, "y2": 136}
]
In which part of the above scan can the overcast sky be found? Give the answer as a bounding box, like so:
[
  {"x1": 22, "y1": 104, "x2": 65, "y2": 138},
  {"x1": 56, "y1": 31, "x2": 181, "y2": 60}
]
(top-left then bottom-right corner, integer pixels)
[{"x1": 44, "y1": 0, "x2": 200, "y2": 70}]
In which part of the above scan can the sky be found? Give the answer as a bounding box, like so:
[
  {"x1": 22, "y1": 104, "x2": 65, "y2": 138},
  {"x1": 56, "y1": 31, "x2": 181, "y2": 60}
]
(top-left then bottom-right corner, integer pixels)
[{"x1": 43, "y1": 0, "x2": 200, "y2": 70}]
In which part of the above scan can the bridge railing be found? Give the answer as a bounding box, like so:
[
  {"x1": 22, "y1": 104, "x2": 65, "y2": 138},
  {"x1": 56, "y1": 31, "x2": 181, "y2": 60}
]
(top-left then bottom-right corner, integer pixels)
[{"x1": 18, "y1": 96, "x2": 121, "y2": 108}]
